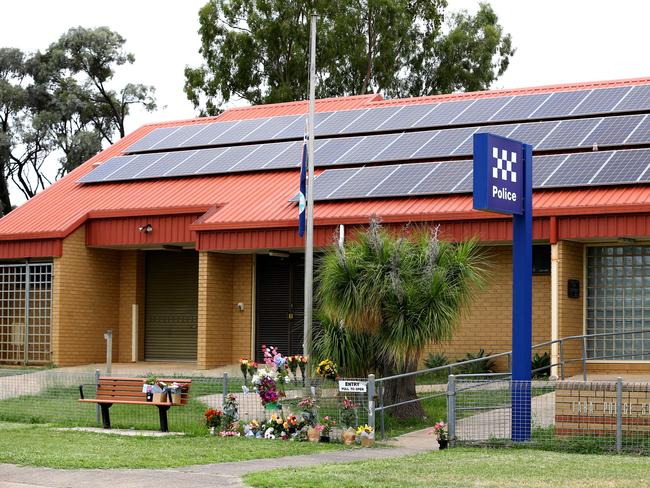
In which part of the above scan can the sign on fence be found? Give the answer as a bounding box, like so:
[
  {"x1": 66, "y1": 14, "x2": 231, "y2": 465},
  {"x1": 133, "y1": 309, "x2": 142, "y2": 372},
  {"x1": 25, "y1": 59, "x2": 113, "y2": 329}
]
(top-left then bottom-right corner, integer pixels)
[{"x1": 338, "y1": 380, "x2": 367, "y2": 393}]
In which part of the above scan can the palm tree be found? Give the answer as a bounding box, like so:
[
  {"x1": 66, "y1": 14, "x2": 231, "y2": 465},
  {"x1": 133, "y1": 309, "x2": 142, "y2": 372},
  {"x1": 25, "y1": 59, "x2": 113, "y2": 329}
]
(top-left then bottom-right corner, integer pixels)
[{"x1": 316, "y1": 219, "x2": 486, "y2": 419}]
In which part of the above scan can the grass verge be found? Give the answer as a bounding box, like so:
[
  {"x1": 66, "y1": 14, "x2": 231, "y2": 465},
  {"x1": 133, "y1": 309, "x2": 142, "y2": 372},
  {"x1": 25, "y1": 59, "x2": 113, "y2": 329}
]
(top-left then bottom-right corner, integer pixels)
[
  {"x1": 244, "y1": 447, "x2": 650, "y2": 488},
  {"x1": 0, "y1": 423, "x2": 344, "y2": 469}
]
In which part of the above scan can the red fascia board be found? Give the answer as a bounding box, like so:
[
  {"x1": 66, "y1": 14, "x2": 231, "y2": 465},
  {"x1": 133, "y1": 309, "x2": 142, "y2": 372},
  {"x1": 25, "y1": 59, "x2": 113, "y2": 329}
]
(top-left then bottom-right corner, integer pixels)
[{"x1": 87, "y1": 205, "x2": 213, "y2": 219}]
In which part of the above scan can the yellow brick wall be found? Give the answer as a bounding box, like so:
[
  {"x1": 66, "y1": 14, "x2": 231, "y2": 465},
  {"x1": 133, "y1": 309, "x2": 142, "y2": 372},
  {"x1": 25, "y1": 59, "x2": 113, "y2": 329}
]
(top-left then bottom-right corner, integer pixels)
[
  {"x1": 197, "y1": 252, "x2": 254, "y2": 368},
  {"x1": 557, "y1": 240, "x2": 584, "y2": 376},
  {"x1": 117, "y1": 251, "x2": 145, "y2": 362},
  {"x1": 51, "y1": 227, "x2": 120, "y2": 366},
  {"x1": 426, "y1": 247, "x2": 551, "y2": 371}
]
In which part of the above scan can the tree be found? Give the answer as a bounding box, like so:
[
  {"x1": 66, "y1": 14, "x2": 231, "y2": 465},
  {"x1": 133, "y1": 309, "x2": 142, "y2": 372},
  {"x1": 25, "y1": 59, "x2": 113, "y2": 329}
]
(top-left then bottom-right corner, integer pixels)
[
  {"x1": 316, "y1": 220, "x2": 486, "y2": 418},
  {"x1": 185, "y1": 0, "x2": 514, "y2": 115}
]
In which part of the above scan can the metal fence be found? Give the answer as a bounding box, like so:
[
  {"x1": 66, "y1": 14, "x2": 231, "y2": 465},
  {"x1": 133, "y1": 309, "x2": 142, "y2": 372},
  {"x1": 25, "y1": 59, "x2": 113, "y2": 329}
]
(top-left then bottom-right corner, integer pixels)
[
  {"x1": 0, "y1": 263, "x2": 52, "y2": 365},
  {"x1": 0, "y1": 368, "x2": 369, "y2": 437},
  {"x1": 449, "y1": 376, "x2": 650, "y2": 454}
]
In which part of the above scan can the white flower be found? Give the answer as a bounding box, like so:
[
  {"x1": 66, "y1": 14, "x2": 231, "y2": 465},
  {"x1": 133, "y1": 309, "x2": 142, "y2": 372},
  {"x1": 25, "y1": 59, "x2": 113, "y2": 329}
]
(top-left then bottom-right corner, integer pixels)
[{"x1": 242, "y1": 385, "x2": 250, "y2": 394}]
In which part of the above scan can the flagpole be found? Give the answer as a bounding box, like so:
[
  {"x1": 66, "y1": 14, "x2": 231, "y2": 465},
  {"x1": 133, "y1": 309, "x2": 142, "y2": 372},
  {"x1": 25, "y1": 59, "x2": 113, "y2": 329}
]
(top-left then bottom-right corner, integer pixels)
[{"x1": 303, "y1": 14, "x2": 317, "y2": 369}]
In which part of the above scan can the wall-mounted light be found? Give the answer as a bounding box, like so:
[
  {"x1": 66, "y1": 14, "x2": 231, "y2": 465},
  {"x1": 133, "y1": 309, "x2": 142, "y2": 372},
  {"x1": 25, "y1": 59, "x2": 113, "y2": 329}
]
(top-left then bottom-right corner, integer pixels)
[
  {"x1": 139, "y1": 224, "x2": 153, "y2": 234},
  {"x1": 237, "y1": 302, "x2": 245, "y2": 312},
  {"x1": 268, "y1": 250, "x2": 290, "y2": 258}
]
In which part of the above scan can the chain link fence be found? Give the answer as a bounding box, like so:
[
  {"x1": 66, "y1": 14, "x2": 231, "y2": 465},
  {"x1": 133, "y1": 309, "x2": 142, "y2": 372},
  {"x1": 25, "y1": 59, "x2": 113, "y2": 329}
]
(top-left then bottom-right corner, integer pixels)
[
  {"x1": 0, "y1": 368, "x2": 369, "y2": 437},
  {"x1": 450, "y1": 377, "x2": 650, "y2": 454}
]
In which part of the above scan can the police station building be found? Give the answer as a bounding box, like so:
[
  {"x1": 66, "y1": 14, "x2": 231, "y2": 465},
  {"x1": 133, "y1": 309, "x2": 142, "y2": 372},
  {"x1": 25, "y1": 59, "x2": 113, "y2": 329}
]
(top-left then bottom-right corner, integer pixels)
[{"x1": 0, "y1": 77, "x2": 649, "y2": 377}]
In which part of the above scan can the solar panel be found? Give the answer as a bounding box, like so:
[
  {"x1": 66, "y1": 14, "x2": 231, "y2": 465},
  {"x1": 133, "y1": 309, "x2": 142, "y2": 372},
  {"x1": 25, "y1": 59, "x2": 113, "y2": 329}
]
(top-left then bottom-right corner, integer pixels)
[
  {"x1": 211, "y1": 118, "x2": 271, "y2": 144},
  {"x1": 163, "y1": 148, "x2": 229, "y2": 177},
  {"x1": 195, "y1": 144, "x2": 260, "y2": 175},
  {"x1": 152, "y1": 124, "x2": 210, "y2": 149},
  {"x1": 336, "y1": 133, "x2": 401, "y2": 165},
  {"x1": 328, "y1": 165, "x2": 400, "y2": 199},
  {"x1": 572, "y1": 86, "x2": 632, "y2": 115},
  {"x1": 507, "y1": 121, "x2": 560, "y2": 147},
  {"x1": 412, "y1": 99, "x2": 475, "y2": 127},
  {"x1": 272, "y1": 115, "x2": 307, "y2": 140},
  {"x1": 542, "y1": 151, "x2": 613, "y2": 187},
  {"x1": 341, "y1": 106, "x2": 404, "y2": 134},
  {"x1": 368, "y1": 162, "x2": 439, "y2": 197},
  {"x1": 614, "y1": 84, "x2": 650, "y2": 112},
  {"x1": 532, "y1": 154, "x2": 569, "y2": 187},
  {"x1": 77, "y1": 156, "x2": 137, "y2": 183},
  {"x1": 126, "y1": 127, "x2": 181, "y2": 153},
  {"x1": 264, "y1": 141, "x2": 303, "y2": 169},
  {"x1": 242, "y1": 115, "x2": 301, "y2": 142},
  {"x1": 537, "y1": 118, "x2": 601, "y2": 150},
  {"x1": 181, "y1": 120, "x2": 240, "y2": 148},
  {"x1": 314, "y1": 136, "x2": 365, "y2": 166},
  {"x1": 624, "y1": 114, "x2": 650, "y2": 144},
  {"x1": 309, "y1": 167, "x2": 361, "y2": 200},
  {"x1": 412, "y1": 127, "x2": 477, "y2": 158},
  {"x1": 316, "y1": 109, "x2": 368, "y2": 135},
  {"x1": 104, "y1": 153, "x2": 167, "y2": 181},
  {"x1": 580, "y1": 115, "x2": 645, "y2": 147},
  {"x1": 454, "y1": 124, "x2": 519, "y2": 155},
  {"x1": 377, "y1": 104, "x2": 438, "y2": 130},
  {"x1": 231, "y1": 141, "x2": 296, "y2": 171},
  {"x1": 371, "y1": 131, "x2": 437, "y2": 161},
  {"x1": 591, "y1": 149, "x2": 650, "y2": 184},
  {"x1": 489, "y1": 93, "x2": 551, "y2": 122},
  {"x1": 452, "y1": 97, "x2": 513, "y2": 125},
  {"x1": 530, "y1": 90, "x2": 591, "y2": 118},
  {"x1": 412, "y1": 161, "x2": 472, "y2": 195},
  {"x1": 135, "y1": 150, "x2": 199, "y2": 179}
]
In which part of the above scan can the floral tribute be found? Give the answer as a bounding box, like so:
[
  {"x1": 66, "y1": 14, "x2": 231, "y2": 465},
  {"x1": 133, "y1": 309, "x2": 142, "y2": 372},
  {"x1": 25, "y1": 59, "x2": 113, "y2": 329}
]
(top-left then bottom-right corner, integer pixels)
[
  {"x1": 297, "y1": 396, "x2": 318, "y2": 426},
  {"x1": 251, "y1": 344, "x2": 291, "y2": 410},
  {"x1": 339, "y1": 397, "x2": 359, "y2": 429},
  {"x1": 221, "y1": 394, "x2": 239, "y2": 435},
  {"x1": 204, "y1": 408, "x2": 223, "y2": 429},
  {"x1": 239, "y1": 358, "x2": 258, "y2": 385},
  {"x1": 287, "y1": 355, "x2": 309, "y2": 385},
  {"x1": 316, "y1": 359, "x2": 338, "y2": 380},
  {"x1": 432, "y1": 420, "x2": 448, "y2": 441}
]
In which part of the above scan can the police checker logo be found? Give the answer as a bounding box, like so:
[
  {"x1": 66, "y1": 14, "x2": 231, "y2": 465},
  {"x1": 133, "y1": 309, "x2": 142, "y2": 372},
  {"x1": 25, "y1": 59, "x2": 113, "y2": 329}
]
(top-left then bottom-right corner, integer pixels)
[{"x1": 472, "y1": 132, "x2": 524, "y2": 215}]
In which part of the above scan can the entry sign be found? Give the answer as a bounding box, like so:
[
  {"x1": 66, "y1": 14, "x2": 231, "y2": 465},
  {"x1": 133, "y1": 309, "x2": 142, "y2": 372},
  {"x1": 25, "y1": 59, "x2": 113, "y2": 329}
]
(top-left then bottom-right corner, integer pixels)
[
  {"x1": 473, "y1": 132, "x2": 533, "y2": 443},
  {"x1": 338, "y1": 380, "x2": 367, "y2": 393},
  {"x1": 473, "y1": 133, "x2": 524, "y2": 215}
]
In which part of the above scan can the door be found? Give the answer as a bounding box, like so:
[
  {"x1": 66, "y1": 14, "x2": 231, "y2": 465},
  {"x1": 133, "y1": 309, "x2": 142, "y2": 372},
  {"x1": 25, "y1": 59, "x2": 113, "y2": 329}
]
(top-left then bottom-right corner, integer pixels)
[
  {"x1": 255, "y1": 254, "x2": 304, "y2": 361},
  {"x1": 144, "y1": 251, "x2": 198, "y2": 360}
]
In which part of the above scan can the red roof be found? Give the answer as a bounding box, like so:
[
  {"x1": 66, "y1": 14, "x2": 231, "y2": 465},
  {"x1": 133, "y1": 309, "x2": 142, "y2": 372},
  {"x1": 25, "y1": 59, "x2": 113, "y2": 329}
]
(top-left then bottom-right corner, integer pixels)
[{"x1": 0, "y1": 77, "x2": 649, "y2": 244}]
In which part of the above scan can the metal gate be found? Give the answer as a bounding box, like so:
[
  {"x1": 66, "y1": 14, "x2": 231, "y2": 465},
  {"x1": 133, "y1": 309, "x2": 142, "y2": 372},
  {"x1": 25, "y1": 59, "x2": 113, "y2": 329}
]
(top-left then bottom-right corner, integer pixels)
[{"x1": 0, "y1": 263, "x2": 52, "y2": 364}]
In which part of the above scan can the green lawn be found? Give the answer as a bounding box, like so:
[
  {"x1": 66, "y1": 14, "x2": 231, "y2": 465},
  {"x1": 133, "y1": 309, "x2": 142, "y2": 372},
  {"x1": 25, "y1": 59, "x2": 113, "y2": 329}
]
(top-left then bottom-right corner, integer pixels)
[
  {"x1": 244, "y1": 447, "x2": 650, "y2": 488},
  {"x1": 0, "y1": 422, "x2": 344, "y2": 469}
]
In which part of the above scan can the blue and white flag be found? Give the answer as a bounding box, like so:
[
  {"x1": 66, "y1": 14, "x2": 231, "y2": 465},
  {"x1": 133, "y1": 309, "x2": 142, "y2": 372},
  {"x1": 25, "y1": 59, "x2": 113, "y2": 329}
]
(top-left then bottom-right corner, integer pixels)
[{"x1": 298, "y1": 132, "x2": 308, "y2": 237}]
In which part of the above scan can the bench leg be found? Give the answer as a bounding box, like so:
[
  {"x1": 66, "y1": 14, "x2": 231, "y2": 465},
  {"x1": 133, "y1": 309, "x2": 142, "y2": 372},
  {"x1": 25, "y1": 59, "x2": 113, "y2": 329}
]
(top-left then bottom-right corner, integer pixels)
[
  {"x1": 100, "y1": 404, "x2": 112, "y2": 429},
  {"x1": 157, "y1": 405, "x2": 170, "y2": 432}
]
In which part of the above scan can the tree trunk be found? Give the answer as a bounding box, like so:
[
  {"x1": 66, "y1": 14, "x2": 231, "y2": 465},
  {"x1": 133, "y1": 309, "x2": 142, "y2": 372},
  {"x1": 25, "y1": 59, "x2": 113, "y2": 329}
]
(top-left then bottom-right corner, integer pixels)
[{"x1": 383, "y1": 353, "x2": 425, "y2": 420}]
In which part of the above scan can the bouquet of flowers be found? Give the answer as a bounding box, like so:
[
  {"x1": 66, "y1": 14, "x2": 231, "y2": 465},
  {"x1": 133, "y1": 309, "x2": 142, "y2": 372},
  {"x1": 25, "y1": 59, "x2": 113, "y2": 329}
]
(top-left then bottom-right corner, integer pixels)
[
  {"x1": 319, "y1": 416, "x2": 336, "y2": 436},
  {"x1": 339, "y1": 397, "x2": 359, "y2": 429},
  {"x1": 262, "y1": 344, "x2": 289, "y2": 392},
  {"x1": 287, "y1": 355, "x2": 300, "y2": 384},
  {"x1": 222, "y1": 393, "x2": 239, "y2": 431},
  {"x1": 252, "y1": 369, "x2": 280, "y2": 409},
  {"x1": 432, "y1": 420, "x2": 448, "y2": 441},
  {"x1": 204, "y1": 408, "x2": 223, "y2": 429},
  {"x1": 297, "y1": 396, "x2": 317, "y2": 426},
  {"x1": 316, "y1": 359, "x2": 338, "y2": 381},
  {"x1": 356, "y1": 424, "x2": 374, "y2": 437},
  {"x1": 240, "y1": 358, "x2": 257, "y2": 384}
]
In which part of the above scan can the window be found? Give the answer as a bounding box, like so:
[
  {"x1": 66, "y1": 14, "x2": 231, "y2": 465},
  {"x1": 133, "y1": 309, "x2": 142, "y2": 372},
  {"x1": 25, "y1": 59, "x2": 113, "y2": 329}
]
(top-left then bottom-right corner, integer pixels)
[
  {"x1": 586, "y1": 246, "x2": 650, "y2": 361},
  {"x1": 532, "y1": 245, "x2": 551, "y2": 275}
]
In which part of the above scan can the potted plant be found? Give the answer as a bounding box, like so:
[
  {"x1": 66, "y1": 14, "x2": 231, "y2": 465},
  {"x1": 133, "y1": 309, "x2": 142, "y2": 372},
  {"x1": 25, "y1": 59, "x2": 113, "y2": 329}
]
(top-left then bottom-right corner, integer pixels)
[
  {"x1": 316, "y1": 359, "x2": 338, "y2": 381},
  {"x1": 357, "y1": 424, "x2": 375, "y2": 447},
  {"x1": 204, "y1": 408, "x2": 223, "y2": 435},
  {"x1": 340, "y1": 397, "x2": 359, "y2": 445},
  {"x1": 433, "y1": 420, "x2": 449, "y2": 449},
  {"x1": 319, "y1": 416, "x2": 336, "y2": 442}
]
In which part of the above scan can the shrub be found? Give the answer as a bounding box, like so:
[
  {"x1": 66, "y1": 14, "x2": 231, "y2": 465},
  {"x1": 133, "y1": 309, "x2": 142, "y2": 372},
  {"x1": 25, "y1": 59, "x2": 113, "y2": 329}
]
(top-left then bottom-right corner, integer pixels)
[
  {"x1": 532, "y1": 352, "x2": 551, "y2": 379},
  {"x1": 424, "y1": 352, "x2": 448, "y2": 370},
  {"x1": 454, "y1": 349, "x2": 496, "y2": 374}
]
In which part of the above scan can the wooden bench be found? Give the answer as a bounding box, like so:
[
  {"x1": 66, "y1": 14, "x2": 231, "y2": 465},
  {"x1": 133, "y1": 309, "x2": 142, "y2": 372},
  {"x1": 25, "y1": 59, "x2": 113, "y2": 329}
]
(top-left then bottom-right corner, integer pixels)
[{"x1": 78, "y1": 377, "x2": 192, "y2": 432}]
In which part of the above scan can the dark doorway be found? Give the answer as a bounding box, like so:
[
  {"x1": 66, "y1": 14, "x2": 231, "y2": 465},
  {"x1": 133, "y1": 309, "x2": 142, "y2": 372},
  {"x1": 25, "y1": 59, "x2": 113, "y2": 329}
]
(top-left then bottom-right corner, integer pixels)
[
  {"x1": 144, "y1": 251, "x2": 198, "y2": 361},
  {"x1": 255, "y1": 254, "x2": 304, "y2": 361}
]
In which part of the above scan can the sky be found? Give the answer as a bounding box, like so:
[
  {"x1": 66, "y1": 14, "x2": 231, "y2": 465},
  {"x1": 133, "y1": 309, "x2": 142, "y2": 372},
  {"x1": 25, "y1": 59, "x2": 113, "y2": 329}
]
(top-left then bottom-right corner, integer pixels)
[{"x1": 1, "y1": 0, "x2": 650, "y2": 201}]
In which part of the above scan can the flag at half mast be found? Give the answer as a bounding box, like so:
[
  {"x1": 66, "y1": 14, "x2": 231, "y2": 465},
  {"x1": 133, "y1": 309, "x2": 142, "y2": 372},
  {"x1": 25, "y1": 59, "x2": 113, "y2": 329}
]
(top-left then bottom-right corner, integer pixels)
[{"x1": 298, "y1": 123, "x2": 308, "y2": 237}]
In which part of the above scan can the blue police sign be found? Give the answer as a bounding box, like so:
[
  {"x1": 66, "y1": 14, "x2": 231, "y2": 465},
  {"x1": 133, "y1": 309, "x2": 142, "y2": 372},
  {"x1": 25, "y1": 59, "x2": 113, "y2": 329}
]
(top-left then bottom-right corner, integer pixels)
[
  {"x1": 473, "y1": 133, "x2": 524, "y2": 215},
  {"x1": 473, "y1": 132, "x2": 533, "y2": 442}
]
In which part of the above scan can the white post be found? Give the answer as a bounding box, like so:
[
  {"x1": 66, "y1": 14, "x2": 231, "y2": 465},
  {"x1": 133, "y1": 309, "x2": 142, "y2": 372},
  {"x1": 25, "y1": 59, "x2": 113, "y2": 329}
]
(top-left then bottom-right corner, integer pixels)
[
  {"x1": 131, "y1": 304, "x2": 139, "y2": 363},
  {"x1": 303, "y1": 14, "x2": 317, "y2": 364},
  {"x1": 550, "y1": 243, "x2": 559, "y2": 378}
]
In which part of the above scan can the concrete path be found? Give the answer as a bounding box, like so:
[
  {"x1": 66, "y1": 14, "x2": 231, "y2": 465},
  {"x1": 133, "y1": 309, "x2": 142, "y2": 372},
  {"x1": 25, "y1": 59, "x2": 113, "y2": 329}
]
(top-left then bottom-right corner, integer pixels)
[{"x1": 0, "y1": 441, "x2": 434, "y2": 488}]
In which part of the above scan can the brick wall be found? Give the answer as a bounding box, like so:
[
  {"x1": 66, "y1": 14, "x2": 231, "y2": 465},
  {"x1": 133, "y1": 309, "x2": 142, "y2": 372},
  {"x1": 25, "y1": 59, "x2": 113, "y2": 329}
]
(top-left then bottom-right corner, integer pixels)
[
  {"x1": 231, "y1": 254, "x2": 253, "y2": 362},
  {"x1": 51, "y1": 227, "x2": 120, "y2": 366},
  {"x1": 117, "y1": 251, "x2": 145, "y2": 362},
  {"x1": 557, "y1": 240, "x2": 584, "y2": 376},
  {"x1": 425, "y1": 246, "x2": 551, "y2": 371}
]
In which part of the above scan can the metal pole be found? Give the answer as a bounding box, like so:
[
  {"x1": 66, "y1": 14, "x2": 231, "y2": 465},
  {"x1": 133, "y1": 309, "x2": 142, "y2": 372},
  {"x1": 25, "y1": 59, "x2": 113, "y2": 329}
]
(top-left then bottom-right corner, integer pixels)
[
  {"x1": 104, "y1": 330, "x2": 112, "y2": 374},
  {"x1": 379, "y1": 382, "x2": 385, "y2": 440},
  {"x1": 24, "y1": 264, "x2": 31, "y2": 366},
  {"x1": 447, "y1": 374, "x2": 456, "y2": 446},
  {"x1": 616, "y1": 376, "x2": 623, "y2": 452},
  {"x1": 303, "y1": 13, "x2": 317, "y2": 366},
  {"x1": 581, "y1": 336, "x2": 588, "y2": 382},
  {"x1": 560, "y1": 340, "x2": 565, "y2": 380},
  {"x1": 367, "y1": 374, "x2": 375, "y2": 435},
  {"x1": 223, "y1": 372, "x2": 229, "y2": 407},
  {"x1": 95, "y1": 369, "x2": 101, "y2": 424}
]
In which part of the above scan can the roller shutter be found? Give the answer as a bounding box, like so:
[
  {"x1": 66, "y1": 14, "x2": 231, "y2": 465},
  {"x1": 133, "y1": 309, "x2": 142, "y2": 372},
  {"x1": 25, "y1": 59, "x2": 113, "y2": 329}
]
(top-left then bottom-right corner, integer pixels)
[{"x1": 144, "y1": 251, "x2": 198, "y2": 360}]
